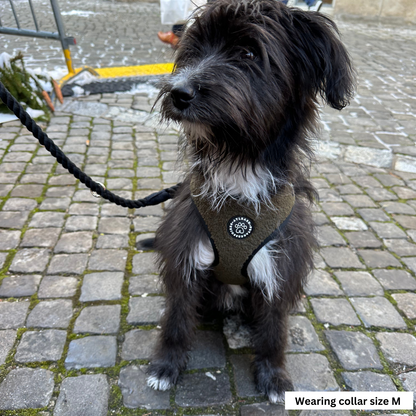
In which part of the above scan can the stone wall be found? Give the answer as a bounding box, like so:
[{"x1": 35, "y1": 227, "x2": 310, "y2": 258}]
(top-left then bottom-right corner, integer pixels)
[{"x1": 334, "y1": 0, "x2": 416, "y2": 23}]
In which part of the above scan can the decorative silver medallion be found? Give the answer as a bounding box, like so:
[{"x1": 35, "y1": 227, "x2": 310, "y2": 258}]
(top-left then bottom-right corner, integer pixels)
[{"x1": 228, "y1": 216, "x2": 254, "y2": 239}]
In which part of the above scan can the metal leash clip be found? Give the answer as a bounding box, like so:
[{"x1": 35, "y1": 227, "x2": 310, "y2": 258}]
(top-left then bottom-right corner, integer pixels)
[{"x1": 91, "y1": 182, "x2": 106, "y2": 198}]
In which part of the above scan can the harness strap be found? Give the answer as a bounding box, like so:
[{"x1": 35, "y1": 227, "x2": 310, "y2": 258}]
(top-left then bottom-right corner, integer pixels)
[{"x1": 191, "y1": 174, "x2": 295, "y2": 285}]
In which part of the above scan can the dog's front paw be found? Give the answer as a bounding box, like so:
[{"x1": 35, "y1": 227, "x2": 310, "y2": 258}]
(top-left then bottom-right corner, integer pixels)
[
  {"x1": 147, "y1": 374, "x2": 173, "y2": 391},
  {"x1": 254, "y1": 363, "x2": 293, "y2": 404},
  {"x1": 146, "y1": 362, "x2": 181, "y2": 391}
]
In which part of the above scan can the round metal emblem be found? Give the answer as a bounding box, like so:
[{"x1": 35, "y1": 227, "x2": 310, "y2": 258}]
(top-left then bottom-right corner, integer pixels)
[{"x1": 228, "y1": 216, "x2": 254, "y2": 239}]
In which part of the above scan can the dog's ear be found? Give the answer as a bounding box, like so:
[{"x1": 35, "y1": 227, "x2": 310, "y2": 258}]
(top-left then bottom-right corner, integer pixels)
[{"x1": 288, "y1": 9, "x2": 356, "y2": 110}]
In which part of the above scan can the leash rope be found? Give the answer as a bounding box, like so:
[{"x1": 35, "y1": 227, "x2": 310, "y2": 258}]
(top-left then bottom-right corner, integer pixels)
[{"x1": 0, "y1": 81, "x2": 181, "y2": 209}]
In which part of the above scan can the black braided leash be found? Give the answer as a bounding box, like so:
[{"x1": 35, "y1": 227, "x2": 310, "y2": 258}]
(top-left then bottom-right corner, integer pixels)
[{"x1": 0, "y1": 81, "x2": 181, "y2": 209}]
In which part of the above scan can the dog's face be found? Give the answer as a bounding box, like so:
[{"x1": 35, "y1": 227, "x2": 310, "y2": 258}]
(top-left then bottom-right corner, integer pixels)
[{"x1": 158, "y1": 0, "x2": 355, "y2": 162}]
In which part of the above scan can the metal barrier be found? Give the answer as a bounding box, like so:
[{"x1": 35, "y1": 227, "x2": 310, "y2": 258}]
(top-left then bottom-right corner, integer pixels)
[{"x1": 0, "y1": 0, "x2": 76, "y2": 74}]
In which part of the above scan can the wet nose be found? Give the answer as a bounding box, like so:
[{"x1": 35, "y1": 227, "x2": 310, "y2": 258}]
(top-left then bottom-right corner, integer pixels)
[{"x1": 170, "y1": 85, "x2": 195, "y2": 110}]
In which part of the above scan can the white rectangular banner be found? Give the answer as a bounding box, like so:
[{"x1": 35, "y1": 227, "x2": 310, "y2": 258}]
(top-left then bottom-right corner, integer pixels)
[{"x1": 285, "y1": 392, "x2": 414, "y2": 410}]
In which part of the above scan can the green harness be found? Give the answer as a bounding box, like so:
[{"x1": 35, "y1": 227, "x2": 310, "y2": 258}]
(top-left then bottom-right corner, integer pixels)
[{"x1": 191, "y1": 174, "x2": 295, "y2": 285}]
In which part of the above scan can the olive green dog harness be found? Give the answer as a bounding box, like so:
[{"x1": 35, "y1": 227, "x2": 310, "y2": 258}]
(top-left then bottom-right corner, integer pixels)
[{"x1": 191, "y1": 174, "x2": 295, "y2": 285}]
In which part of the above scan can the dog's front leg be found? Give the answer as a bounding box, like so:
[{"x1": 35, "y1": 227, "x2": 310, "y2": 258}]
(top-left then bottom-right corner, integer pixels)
[
  {"x1": 251, "y1": 292, "x2": 293, "y2": 403},
  {"x1": 147, "y1": 269, "x2": 203, "y2": 390}
]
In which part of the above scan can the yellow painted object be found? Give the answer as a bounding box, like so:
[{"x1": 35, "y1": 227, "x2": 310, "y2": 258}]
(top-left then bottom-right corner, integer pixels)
[{"x1": 59, "y1": 63, "x2": 174, "y2": 86}]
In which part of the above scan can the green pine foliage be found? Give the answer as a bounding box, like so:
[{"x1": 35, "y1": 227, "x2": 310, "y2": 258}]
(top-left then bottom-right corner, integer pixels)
[{"x1": 0, "y1": 52, "x2": 50, "y2": 118}]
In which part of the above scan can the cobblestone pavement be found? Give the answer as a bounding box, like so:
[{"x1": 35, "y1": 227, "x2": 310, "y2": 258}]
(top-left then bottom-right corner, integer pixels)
[{"x1": 1, "y1": 1, "x2": 416, "y2": 415}]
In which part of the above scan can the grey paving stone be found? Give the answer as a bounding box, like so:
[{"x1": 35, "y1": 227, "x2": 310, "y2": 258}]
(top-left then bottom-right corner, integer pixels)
[
  {"x1": 0, "y1": 252, "x2": 7, "y2": 269},
  {"x1": 21, "y1": 227, "x2": 61, "y2": 248},
  {"x1": 74, "y1": 305, "x2": 121, "y2": 334},
  {"x1": 310, "y1": 298, "x2": 360, "y2": 326},
  {"x1": 317, "y1": 189, "x2": 342, "y2": 202},
  {"x1": 342, "y1": 371, "x2": 397, "y2": 391},
  {"x1": 0, "y1": 230, "x2": 21, "y2": 250},
  {"x1": 373, "y1": 269, "x2": 416, "y2": 290},
  {"x1": 54, "y1": 231, "x2": 93, "y2": 253},
  {"x1": 0, "y1": 368, "x2": 54, "y2": 410},
  {"x1": 357, "y1": 208, "x2": 390, "y2": 222},
  {"x1": 47, "y1": 186, "x2": 75, "y2": 198},
  {"x1": 65, "y1": 215, "x2": 98, "y2": 231},
  {"x1": 132, "y1": 252, "x2": 158, "y2": 274},
  {"x1": 313, "y1": 212, "x2": 330, "y2": 226},
  {"x1": 0, "y1": 274, "x2": 42, "y2": 297},
  {"x1": 350, "y1": 297, "x2": 407, "y2": 329},
  {"x1": 304, "y1": 269, "x2": 343, "y2": 296},
  {"x1": 0, "y1": 330, "x2": 17, "y2": 365},
  {"x1": 320, "y1": 247, "x2": 365, "y2": 269},
  {"x1": 223, "y1": 314, "x2": 252, "y2": 349},
  {"x1": 398, "y1": 372, "x2": 416, "y2": 401},
  {"x1": 334, "y1": 271, "x2": 384, "y2": 296},
  {"x1": 118, "y1": 365, "x2": 170, "y2": 409},
  {"x1": 376, "y1": 332, "x2": 416, "y2": 366},
  {"x1": 321, "y1": 203, "x2": 354, "y2": 216},
  {"x1": 54, "y1": 374, "x2": 110, "y2": 416},
  {"x1": 29, "y1": 211, "x2": 65, "y2": 228},
  {"x1": 317, "y1": 225, "x2": 346, "y2": 246},
  {"x1": 286, "y1": 353, "x2": 339, "y2": 391},
  {"x1": 127, "y1": 296, "x2": 164, "y2": 325},
  {"x1": 187, "y1": 330, "x2": 226, "y2": 369},
  {"x1": 241, "y1": 403, "x2": 287, "y2": 415},
  {"x1": 176, "y1": 371, "x2": 232, "y2": 407},
  {"x1": 357, "y1": 249, "x2": 401, "y2": 268},
  {"x1": 88, "y1": 249, "x2": 127, "y2": 271},
  {"x1": 47, "y1": 253, "x2": 88, "y2": 275},
  {"x1": 325, "y1": 330, "x2": 382, "y2": 370},
  {"x1": 68, "y1": 203, "x2": 99, "y2": 216},
  {"x1": 384, "y1": 238, "x2": 416, "y2": 256},
  {"x1": 96, "y1": 234, "x2": 129, "y2": 249},
  {"x1": 38, "y1": 275, "x2": 78, "y2": 298},
  {"x1": 9, "y1": 248, "x2": 51, "y2": 273},
  {"x1": 287, "y1": 316, "x2": 324, "y2": 352},
  {"x1": 133, "y1": 216, "x2": 161, "y2": 232},
  {"x1": 381, "y1": 201, "x2": 416, "y2": 215},
  {"x1": 80, "y1": 272, "x2": 123, "y2": 301},
  {"x1": 299, "y1": 411, "x2": 351, "y2": 416},
  {"x1": 2, "y1": 198, "x2": 37, "y2": 211},
  {"x1": 345, "y1": 231, "x2": 382, "y2": 248},
  {"x1": 39, "y1": 197, "x2": 71, "y2": 211},
  {"x1": 27, "y1": 300, "x2": 73, "y2": 329},
  {"x1": 394, "y1": 214, "x2": 416, "y2": 230},
  {"x1": 402, "y1": 257, "x2": 416, "y2": 274},
  {"x1": 0, "y1": 301, "x2": 29, "y2": 329},
  {"x1": 331, "y1": 217, "x2": 368, "y2": 231},
  {"x1": 343, "y1": 194, "x2": 377, "y2": 208},
  {"x1": 0, "y1": 184, "x2": 13, "y2": 197},
  {"x1": 392, "y1": 293, "x2": 416, "y2": 319},
  {"x1": 129, "y1": 274, "x2": 161, "y2": 295},
  {"x1": 15, "y1": 329, "x2": 67, "y2": 362},
  {"x1": 11, "y1": 184, "x2": 44, "y2": 198},
  {"x1": 121, "y1": 329, "x2": 160, "y2": 360},
  {"x1": 369, "y1": 222, "x2": 407, "y2": 239},
  {"x1": 65, "y1": 336, "x2": 117, "y2": 369},
  {"x1": 229, "y1": 355, "x2": 261, "y2": 397},
  {"x1": 98, "y1": 217, "x2": 131, "y2": 234}
]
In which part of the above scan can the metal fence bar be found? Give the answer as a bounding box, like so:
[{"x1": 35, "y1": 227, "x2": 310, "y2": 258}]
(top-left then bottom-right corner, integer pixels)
[
  {"x1": 28, "y1": 0, "x2": 40, "y2": 32},
  {"x1": 0, "y1": 27, "x2": 60, "y2": 40},
  {"x1": 8, "y1": 0, "x2": 21, "y2": 29},
  {"x1": 49, "y1": 0, "x2": 74, "y2": 73},
  {"x1": 0, "y1": 0, "x2": 76, "y2": 74}
]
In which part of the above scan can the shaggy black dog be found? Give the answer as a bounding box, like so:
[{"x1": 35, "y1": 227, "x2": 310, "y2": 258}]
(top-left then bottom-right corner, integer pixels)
[{"x1": 147, "y1": 0, "x2": 355, "y2": 402}]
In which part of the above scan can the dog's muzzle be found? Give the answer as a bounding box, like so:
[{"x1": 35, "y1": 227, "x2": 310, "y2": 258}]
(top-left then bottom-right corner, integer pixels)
[{"x1": 170, "y1": 85, "x2": 195, "y2": 110}]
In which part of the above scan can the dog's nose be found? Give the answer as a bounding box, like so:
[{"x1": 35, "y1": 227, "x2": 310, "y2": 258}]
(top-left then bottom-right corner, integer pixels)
[{"x1": 170, "y1": 85, "x2": 195, "y2": 110}]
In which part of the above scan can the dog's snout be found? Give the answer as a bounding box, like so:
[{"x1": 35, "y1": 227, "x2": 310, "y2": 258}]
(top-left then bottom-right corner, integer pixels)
[{"x1": 170, "y1": 85, "x2": 195, "y2": 110}]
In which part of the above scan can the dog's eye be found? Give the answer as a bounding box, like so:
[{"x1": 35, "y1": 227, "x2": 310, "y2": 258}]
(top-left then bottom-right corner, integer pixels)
[{"x1": 241, "y1": 50, "x2": 256, "y2": 61}]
